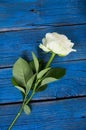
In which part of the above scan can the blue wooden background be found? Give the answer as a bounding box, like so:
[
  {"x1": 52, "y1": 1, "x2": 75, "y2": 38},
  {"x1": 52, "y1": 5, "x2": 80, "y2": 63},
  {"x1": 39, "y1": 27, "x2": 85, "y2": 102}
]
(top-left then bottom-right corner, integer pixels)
[{"x1": 0, "y1": 0, "x2": 86, "y2": 130}]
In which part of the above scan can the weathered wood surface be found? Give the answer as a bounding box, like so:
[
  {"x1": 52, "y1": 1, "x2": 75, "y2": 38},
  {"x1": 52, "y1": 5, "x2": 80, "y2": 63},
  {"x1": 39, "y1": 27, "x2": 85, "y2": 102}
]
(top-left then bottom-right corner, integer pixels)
[
  {"x1": 0, "y1": 0, "x2": 86, "y2": 129},
  {"x1": 0, "y1": 25, "x2": 86, "y2": 67},
  {"x1": 0, "y1": 97, "x2": 86, "y2": 130},
  {"x1": 0, "y1": 0, "x2": 86, "y2": 30},
  {"x1": 0, "y1": 60, "x2": 86, "y2": 103}
]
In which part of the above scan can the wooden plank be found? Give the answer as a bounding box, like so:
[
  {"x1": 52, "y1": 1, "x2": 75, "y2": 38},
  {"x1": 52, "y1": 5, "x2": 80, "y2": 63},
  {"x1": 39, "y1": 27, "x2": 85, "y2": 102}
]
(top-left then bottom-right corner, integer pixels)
[
  {"x1": 0, "y1": 97, "x2": 86, "y2": 130},
  {"x1": 0, "y1": 24, "x2": 86, "y2": 67},
  {"x1": 0, "y1": 60, "x2": 86, "y2": 103},
  {"x1": 0, "y1": 0, "x2": 86, "y2": 29}
]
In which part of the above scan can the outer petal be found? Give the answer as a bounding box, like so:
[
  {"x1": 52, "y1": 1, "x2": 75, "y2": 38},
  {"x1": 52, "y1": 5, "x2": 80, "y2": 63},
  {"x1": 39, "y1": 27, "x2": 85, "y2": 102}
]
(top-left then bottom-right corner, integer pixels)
[
  {"x1": 39, "y1": 44, "x2": 50, "y2": 52},
  {"x1": 42, "y1": 38, "x2": 47, "y2": 45},
  {"x1": 58, "y1": 48, "x2": 77, "y2": 56},
  {"x1": 71, "y1": 49, "x2": 77, "y2": 52}
]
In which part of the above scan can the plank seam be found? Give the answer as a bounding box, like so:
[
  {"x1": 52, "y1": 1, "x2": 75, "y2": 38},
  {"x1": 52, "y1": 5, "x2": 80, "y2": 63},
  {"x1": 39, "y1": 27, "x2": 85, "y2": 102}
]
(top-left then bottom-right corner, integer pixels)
[
  {"x1": 0, "y1": 59, "x2": 86, "y2": 70},
  {"x1": 0, "y1": 23, "x2": 86, "y2": 33},
  {"x1": 0, "y1": 95, "x2": 86, "y2": 106}
]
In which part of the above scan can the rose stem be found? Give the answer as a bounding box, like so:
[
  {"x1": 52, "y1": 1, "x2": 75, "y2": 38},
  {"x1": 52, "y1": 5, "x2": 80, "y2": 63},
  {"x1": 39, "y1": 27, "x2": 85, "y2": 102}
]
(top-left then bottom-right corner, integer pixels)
[
  {"x1": 8, "y1": 81, "x2": 39, "y2": 130},
  {"x1": 8, "y1": 103, "x2": 24, "y2": 130},
  {"x1": 45, "y1": 52, "x2": 56, "y2": 68},
  {"x1": 8, "y1": 99, "x2": 25, "y2": 130}
]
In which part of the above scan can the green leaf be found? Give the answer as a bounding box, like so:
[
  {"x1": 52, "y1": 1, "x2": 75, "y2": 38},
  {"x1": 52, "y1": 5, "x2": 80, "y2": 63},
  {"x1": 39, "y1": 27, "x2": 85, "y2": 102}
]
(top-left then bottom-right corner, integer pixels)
[
  {"x1": 37, "y1": 68, "x2": 50, "y2": 79},
  {"x1": 29, "y1": 61, "x2": 35, "y2": 72},
  {"x1": 41, "y1": 77, "x2": 57, "y2": 86},
  {"x1": 24, "y1": 105, "x2": 31, "y2": 115},
  {"x1": 40, "y1": 68, "x2": 66, "y2": 86},
  {"x1": 13, "y1": 58, "x2": 33, "y2": 87},
  {"x1": 12, "y1": 77, "x2": 25, "y2": 94},
  {"x1": 44, "y1": 68, "x2": 66, "y2": 79},
  {"x1": 29, "y1": 60, "x2": 44, "y2": 73},
  {"x1": 32, "y1": 52, "x2": 39, "y2": 72},
  {"x1": 26, "y1": 74, "x2": 36, "y2": 94},
  {"x1": 36, "y1": 85, "x2": 47, "y2": 92},
  {"x1": 21, "y1": 92, "x2": 25, "y2": 100}
]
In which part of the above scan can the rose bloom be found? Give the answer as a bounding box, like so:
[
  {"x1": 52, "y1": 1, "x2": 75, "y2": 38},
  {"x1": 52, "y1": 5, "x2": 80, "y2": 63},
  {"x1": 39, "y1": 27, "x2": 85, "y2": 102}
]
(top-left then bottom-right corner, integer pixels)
[{"x1": 39, "y1": 32, "x2": 76, "y2": 56}]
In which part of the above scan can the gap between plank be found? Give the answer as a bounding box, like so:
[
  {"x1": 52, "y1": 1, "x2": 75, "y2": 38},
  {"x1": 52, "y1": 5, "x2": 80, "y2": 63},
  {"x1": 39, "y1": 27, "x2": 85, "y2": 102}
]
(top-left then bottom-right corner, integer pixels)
[
  {"x1": 0, "y1": 23, "x2": 86, "y2": 33},
  {"x1": 0, "y1": 95, "x2": 86, "y2": 106},
  {"x1": 0, "y1": 59, "x2": 86, "y2": 70}
]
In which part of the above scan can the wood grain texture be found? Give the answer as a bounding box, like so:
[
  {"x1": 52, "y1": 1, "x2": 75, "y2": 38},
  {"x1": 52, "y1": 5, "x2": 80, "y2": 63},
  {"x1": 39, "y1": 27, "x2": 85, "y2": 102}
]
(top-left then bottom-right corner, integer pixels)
[
  {"x1": 0, "y1": 0, "x2": 86, "y2": 30},
  {"x1": 0, "y1": 24, "x2": 86, "y2": 67},
  {"x1": 0, "y1": 97, "x2": 86, "y2": 130},
  {"x1": 0, "y1": 60, "x2": 86, "y2": 103},
  {"x1": 0, "y1": 0, "x2": 86, "y2": 129}
]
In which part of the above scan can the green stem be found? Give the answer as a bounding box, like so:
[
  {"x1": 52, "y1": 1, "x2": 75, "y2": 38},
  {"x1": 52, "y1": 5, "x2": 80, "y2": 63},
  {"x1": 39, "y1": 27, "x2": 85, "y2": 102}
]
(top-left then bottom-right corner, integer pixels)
[
  {"x1": 8, "y1": 102, "x2": 24, "y2": 130},
  {"x1": 8, "y1": 95, "x2": 27, "y2": 130},
  {"x1": 25, "y1": 80, "x2": 40, "y2": 105},
  {"x1": 45, "y1": 53, "x2": 56, "y2": 68},
  {"x1": 8, "y1": 80, "x2": 39, "y2": 130}
]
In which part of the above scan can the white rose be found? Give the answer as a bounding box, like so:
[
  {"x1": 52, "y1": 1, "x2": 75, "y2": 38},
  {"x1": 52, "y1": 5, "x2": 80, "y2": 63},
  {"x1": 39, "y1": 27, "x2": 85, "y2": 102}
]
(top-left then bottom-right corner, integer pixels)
[{"x1": 39, "y1": 32, "x2": 76, "y2": 56}]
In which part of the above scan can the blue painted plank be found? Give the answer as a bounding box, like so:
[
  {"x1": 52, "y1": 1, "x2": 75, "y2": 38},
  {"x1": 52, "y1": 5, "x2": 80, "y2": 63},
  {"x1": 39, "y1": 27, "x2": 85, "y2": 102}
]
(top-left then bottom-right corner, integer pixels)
[
  {"x1": 0, "y1": 0, "x2": 86, "y2": 29},
  {"x1": 0, "y1": 97, "x2": 86, "y2": 130},
  {"x1": 0, "y1": 25, "x2": 86, "y2": 67},
  {"x1": 0, "y1": 60, "x2": 86, "y2": 103}
]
